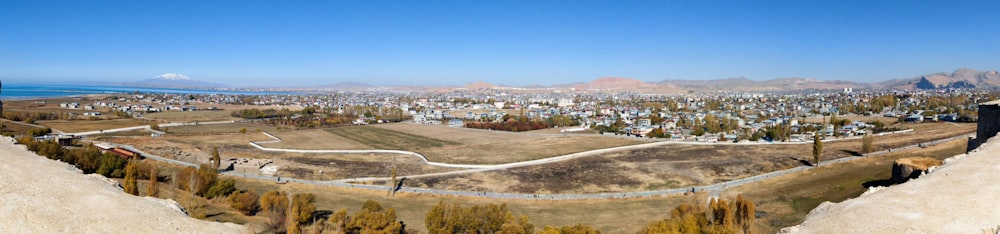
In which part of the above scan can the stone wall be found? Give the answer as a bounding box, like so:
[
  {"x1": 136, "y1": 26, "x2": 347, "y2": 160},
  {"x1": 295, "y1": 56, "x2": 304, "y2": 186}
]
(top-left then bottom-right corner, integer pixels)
[{"x1": 968, "y1": 101, "x2": 1000, "y2": 151}]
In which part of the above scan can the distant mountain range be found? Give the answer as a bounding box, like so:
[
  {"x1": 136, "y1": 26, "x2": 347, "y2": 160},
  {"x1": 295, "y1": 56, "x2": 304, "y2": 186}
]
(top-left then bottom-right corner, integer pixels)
[
  {"x1": 877, "y1": 68, "x2": 1000, "y2": 90},
  {"x1": 120, "y1": 68, "x2": 1000, "y2": 92},
  {"x1": 123, "y1": 73, "x2": 226, "y2": 89}
]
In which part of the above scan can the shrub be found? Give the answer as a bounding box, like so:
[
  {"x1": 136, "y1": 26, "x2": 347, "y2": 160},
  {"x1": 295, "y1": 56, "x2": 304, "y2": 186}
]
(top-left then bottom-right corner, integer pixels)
[
  {"x1": 204, "y1": 178, "x2": 236, "y2": 199},
  {"x1": 260, "y1": 190, "x2": 289, "y2": 231},
  {"x1": 228, "y1": 190, "x2": 260, "y2": 215}
]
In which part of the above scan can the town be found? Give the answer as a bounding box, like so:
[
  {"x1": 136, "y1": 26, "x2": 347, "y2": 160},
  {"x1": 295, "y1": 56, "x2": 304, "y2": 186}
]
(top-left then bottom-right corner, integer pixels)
[{"x1": 40, "y1": 86, "x2": 993, "y2": 143}]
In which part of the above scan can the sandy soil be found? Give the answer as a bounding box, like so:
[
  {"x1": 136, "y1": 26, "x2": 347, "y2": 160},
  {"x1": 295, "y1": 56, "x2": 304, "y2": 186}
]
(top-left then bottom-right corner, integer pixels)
[
  {"x1": 782, "y1": 137, "x2": 1000, "y2": 233},
  {"x1": 0, "y1": 137, "x2": 244, "y2": 233}
]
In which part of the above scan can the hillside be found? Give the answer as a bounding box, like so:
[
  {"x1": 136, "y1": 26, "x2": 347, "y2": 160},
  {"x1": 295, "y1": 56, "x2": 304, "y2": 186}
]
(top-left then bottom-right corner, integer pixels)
[
  {"x1": 564, "y1": 77, "x2": 684, "y2": 94},
  {"x1": 658, "y1": 77, "x2": 866, "y2": 91},
  {"x1": 877, "y1": 68, "x2": 1000, "y2": 89},
  {"x1": 0, "y1": 137, "x2": 243, "y2": 233},
  {"x1": 782, "y1": 136, "x2": 1000, "y2": 233}
]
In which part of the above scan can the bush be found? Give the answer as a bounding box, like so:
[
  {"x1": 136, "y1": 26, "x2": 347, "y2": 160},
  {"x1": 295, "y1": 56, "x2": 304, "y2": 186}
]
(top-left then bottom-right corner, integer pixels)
[
  {"x1": 204, "y1": 178, "x2": 236, "y2": 199},
  {"x1": 426, "y1": 202, "x2": 532, "y2": 234},
  {"x1": 291, "y1": 193, "x2": 316, "y2": 224},
  {"x1": 260, "y1": 190, "x2": 289, "y2": 231},
  {"x1": 97, "y1": 154, "x2": 128, "y2": 178},
  {"x1": 228, "y1": 190, "x2": 260, "y2": 215}
]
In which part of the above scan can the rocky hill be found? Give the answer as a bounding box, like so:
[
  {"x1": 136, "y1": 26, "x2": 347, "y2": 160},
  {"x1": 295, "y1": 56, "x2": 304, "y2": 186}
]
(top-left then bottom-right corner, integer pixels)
[
  {"x1": 562, "y1": 77, "x2": 684, "y2": 94},
  {"x1": 658, "y1": 77, "x2": 865, "y2": 91},
  {"x1": 876, "y1": 68, "x2": 1000, "y2": 89}
]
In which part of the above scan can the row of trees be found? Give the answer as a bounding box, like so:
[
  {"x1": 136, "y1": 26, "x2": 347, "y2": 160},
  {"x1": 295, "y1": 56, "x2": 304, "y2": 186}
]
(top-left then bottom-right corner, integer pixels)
[
  {"x1": 426, "y1": 202, "x2": 600, "y2": 234},
  {"x1": 642, "y1": 195, "x2": 756, "y2": 234},
  {"x1": 17, "y1": 137, "x2": 130, "y2": 177},
  {"x1": 465, "y1": 120, "x2": 558, "y2": 132},
  {"x1": 231, "y1": 108, "x2": 298, "y2": 119}
]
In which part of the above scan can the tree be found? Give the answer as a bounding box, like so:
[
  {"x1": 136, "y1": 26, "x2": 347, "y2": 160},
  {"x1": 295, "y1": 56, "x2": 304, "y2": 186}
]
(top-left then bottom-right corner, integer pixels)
[
  {"x1": 642, "y1": 196, "x2": 756, "y2": 234},
  {"x1": 211, "y1": 147, "x2": 221, "y2": 170},
  {"x1": 147, "y1": 163, "x2": 159, "y2": 197},
  {"x1": 862, "y1": 133, "x2": 874, "y2": 155},
  {"x1": 228, "y1": 190, "x2": 260, "y2": 215},
  {"x1": 425, "y1": 202, "x2": 531, "y2": 234},
  {"x1": 205, "y1": 178, "x2": 236, "y2": 199},
  {"x1": 709, "y1": 198, "x2": 735, "y2": 231},
  {"x1": 291, "y1": 193, "x2": 316, "y2": 225},
  {"x1": 813, "y1": 131, "x2": 823, "y2": 166},
  {"x1": 388, "y1": 163, "x2": 398, "y2": 196},
  {"x1": 342, "y1": 200, "x2": 404, "y2": 233},
  {"x1": 260, "y1": 190, "x2": 289, "y2": 231},
  {"x1": 735, "y1": 194, "x2": 756, "y2": 234},
  {"x1": 123, "y1": 158, "x2": 139, "y2": 195},
  {"x1": 194, "y1": 164, "x2": 218, "y2": 196}
]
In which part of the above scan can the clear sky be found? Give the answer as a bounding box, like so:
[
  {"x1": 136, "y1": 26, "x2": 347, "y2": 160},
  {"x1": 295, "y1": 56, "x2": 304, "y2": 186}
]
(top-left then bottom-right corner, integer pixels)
[{"x1": 1, "y1": 0, "x2": 998, "y2": 87}]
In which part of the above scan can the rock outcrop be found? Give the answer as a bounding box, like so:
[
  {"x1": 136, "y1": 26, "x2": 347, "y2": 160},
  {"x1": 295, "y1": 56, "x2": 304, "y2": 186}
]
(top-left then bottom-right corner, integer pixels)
[
  {"x1": 0, "y1": 137, "x2": 244, "y2": 233},
  {"x1": 891, "y1": 157, "x2": 941, "y2": 183}
]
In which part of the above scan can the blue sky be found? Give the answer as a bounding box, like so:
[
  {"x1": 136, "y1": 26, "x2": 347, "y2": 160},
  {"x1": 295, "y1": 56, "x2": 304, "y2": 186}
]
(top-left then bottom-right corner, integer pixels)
[{"x1": 1, "y1": 0, "x2": 998, "y2": 87}]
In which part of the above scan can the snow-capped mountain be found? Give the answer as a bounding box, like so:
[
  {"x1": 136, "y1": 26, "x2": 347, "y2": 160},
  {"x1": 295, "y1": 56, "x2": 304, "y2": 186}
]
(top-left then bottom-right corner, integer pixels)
[{"x1": 123, "y1": 73, "x2": 226, "y2": 89}]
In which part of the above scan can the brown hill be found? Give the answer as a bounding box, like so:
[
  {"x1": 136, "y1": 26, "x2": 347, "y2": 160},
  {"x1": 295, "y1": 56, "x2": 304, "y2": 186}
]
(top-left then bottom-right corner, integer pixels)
[
  {"x1": 658, "y1": 77, "x2": 867, "y2": 91},
  {"x1": 571, "y1": 77, "x2": 684, "y2": 94},
  {"x1": 463, "y1": 81, "x2": 496, "y2": 90},
  {"x1": 877, "y1": 68, "x2": 1000, "y2": 89}
]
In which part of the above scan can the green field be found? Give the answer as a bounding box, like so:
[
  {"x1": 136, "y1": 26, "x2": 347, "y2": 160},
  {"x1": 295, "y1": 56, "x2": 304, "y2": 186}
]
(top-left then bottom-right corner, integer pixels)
[{"x1": 325, "y1": 126, "x2": 460, "y2": 150}]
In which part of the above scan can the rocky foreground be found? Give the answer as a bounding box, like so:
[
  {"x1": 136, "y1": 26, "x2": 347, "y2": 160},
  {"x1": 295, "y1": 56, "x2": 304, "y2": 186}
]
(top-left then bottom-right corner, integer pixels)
[
  {"x1": 783, "y1": 136, "x2": 1000, "y2": 233},
  {"x1": 0, "y1": 137, "x2": 243, "y2": 233}
]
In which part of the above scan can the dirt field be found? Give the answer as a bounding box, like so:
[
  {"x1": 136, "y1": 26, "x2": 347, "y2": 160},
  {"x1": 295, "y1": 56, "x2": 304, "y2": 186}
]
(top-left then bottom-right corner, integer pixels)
[
  {"x1": 0, "y1": 120, "x2": 45, "y2": 136},
  {"x1": 143, "y1": 110, "x2": 238, "y2": 122},
  {"x1": 265, "y1": 123, "x2": 645, "y2": 164},
  {"x1": 405, "y1": 122, "x2": 976, "y2": 194},
  {"x1": 39, "y1": 119, "x2": 154, "y2": 133},
  {"x1": 264, "y1": 128, "x2": 373, "y2": 149},
  {"x1": 165, "y1": 123, "x2": 278, "y2": 135},
  {"x1": 275, "y1": 152, "x2": 460, "y2": 180}
]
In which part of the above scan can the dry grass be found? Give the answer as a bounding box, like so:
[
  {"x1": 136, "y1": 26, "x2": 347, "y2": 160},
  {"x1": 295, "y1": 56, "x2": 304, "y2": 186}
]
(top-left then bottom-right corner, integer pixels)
[
  {"x1": 266, "y1": 129, "x2": 377, "y2": 150},
  {"x1": 0, "y1": 120, "x2": 45, "y2": 136},
  {"x1": 231, "y1": 176, "x2": 694, "y2": 233},
  {"x1": 165, "y1": 123, "x2": 278, "y2": 135},
  {"x1": 143, "y1": 111, "x2": 238, "y2": 122},
  {"x1": 38, "y1": 119, "x2": 154, "y2": 133},
  {"x1": 406, "y1": 122, "x2": 975, "y2": 194},
  {"x1": 265, "y1": 123, "x2": 644, "y2": 164}
]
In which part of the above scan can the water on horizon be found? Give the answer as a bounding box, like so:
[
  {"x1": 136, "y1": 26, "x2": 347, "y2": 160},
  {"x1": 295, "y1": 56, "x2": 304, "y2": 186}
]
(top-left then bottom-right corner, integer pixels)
[{"x1": 0, "y1": 84, "x2": 295, "y2": 100}]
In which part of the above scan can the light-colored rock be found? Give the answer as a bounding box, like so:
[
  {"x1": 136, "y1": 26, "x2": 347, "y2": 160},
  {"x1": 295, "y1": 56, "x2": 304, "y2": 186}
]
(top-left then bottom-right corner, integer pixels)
[
  {"x1": 891, "y1": 157, "x2": 942, "y2": 183},
  {"x1": 0, "y1": 137, "x2": 244, "y2": 233}
]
